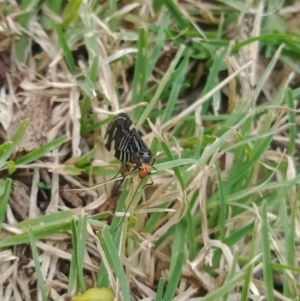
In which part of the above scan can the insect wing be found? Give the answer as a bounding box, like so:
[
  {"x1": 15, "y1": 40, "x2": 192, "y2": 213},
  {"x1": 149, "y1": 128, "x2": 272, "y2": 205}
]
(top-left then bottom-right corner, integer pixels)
[
  {"x1": 105, "y1": 113, "x2": 150, "y2": 163},
  {"x1": 105, "y1": 113, "x2": 131, "y2": 152}
]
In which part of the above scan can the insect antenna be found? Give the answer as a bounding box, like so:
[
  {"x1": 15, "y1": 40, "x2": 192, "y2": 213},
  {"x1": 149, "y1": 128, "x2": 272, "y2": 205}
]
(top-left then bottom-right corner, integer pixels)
[
  {"x1": 112, "y1": 178, "x2": 145, "y2": 233},
  {"x1": 63, "y1": 167, "x2": 139, "y2": 194}
]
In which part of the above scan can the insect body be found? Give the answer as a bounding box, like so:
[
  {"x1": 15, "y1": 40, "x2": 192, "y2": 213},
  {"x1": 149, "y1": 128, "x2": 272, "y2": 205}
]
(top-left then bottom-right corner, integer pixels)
[{"x1": 105, "y1": 113, "x2": 153, "y2": 179}]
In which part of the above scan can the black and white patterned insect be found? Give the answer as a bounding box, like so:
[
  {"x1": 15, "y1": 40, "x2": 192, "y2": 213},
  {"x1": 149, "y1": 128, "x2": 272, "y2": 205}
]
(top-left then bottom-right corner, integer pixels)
[{"x1": 105, "y1": 113, "x2": 153, "y2": 179}]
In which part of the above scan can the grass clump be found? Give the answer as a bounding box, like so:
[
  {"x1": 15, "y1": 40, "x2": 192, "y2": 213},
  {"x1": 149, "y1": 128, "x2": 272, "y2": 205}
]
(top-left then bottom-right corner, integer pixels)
[{"x1": 1, "y1": 0, "x2": 300, "y2": 301}]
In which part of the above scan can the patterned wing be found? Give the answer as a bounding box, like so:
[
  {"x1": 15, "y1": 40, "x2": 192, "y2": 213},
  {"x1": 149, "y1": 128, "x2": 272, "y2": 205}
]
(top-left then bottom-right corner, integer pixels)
[{"x1": 105, "y1": 113, "x2": 150, "y2": 163}]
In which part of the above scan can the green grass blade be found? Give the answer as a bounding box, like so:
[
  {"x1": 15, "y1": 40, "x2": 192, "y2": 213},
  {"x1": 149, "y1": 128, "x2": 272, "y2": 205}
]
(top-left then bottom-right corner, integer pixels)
[
  {"x1": 0, "y1": 218, "x2": 72, "y2": 248},
  {"x1": 0, "y1": 142, "x2": 13, "y2": 169},
  {"x1": 75, "y1": 148, "x2": 96, "y2": 168},
  {"x1": 70, "y1": 220, "x2": 79, "y2": 295},
  {"x1": 80, "y1": 96, "x2": 92, "y2": 123},
  {"x1": 18, "y1": 0, "x2": 40, "y2": 26},
  {"x1": 108, "y1": 0, "x2": 117, "y2": 31},
  {"x1": 185, "y1": 203, "x2": 195, "y2": 260},
  {"x1": 81, "y1": 3, "x2": 98, "y2": 64},
  {"x1": 17, "y1": 210, "x2": 74, "y2": 229},
  {"x1": 68, "y1": 239, "x2": 78, "y2": 296},
  {"x1": 216, "y1": 163, "x2": 226, "y2": 240},
  {"x1": 96, "y1": 188, "x2": 128, "y2": 287},
  {"x1": 78, "y1": 78, "x2": 96, "y2": 98},
  {"x1": 227, "y1": 135, "x2": 273, "y2": 188},
  {"x1": 14, "y1": 0, "x2": 40, "y2": 62},
  {"x1": 40, "y1": 0, "x2": 63, "y2": 30},
  {"x1": 169, "y1": 219, "x2": 186, "y2": 274},
  {"x1": 15, "y1": 135, "x2": 68, "y2": 165},
  {"x1": 131, "y1": 28, "x2": 148, "y2": 122},
  {"x1": 283, "y1": 192, "x2": 297, "y2": 297},
  {"x1": 137, "y1": 44, "x2": 186, "y2": 129},
  {"x1": 217, "y1": 0, "x2": 251, "y2": 12},
  {"x1": 198, "y1": 112, "x2": 249, "y2": 166},
  {"x1": 155, "y1": 158, "x2": 197, "y2": 171},
  {"x1": 287, "y1": 89, "x2": 296, "y2": 156},
  {"x1": 155, "y1": 278, "x2": 165, "y2": 301},
  {"x1": 200, "y1": 47, "x2": 227, "y2": 113},
  {"x1": 162, "y1": 53, "x2": 189, "y2": 123},
  {"x1": 160, "y1": 141, "x2": 184, "y2": 190},
  {"x1": 162, "y1": 0, "x2": 192, "y2": 31},
  {"x1": 261, "y1": 201, "x2": 274, "y2": 301},
  {"x1": 240, "y1": 220, "x2": 260, "y2": 300},
  {"x1": 147, "y1": 12, "x2": 170, "y2": 77},
  {"x1": 81, "y1": 115, "x2": 110, "y2": 135},
  {"x1": 253, "y1": 45, "x2": 284, "y2": 102},
  {"x1": 28, "y1": 225, "x2": 48, "y2": 301},
  {"x1": 55, "y1": 24, "x2": 76, "y2": 74},
  {"x1": 101, "y1": 228, "x2": 131, "y2": 301},
  {"x1": 76, "y1": 214, "x2": 88, "y2": 292},
  {"x1": 6, "y1": 160, "x2": 16, "y2": 175},
  {"x1": 201, "y1": 272, "x2": 246, "y2": 301},
  {"x1": 0, "y1": 179, "x2": 12, "y2": 233},
  {"x1": 144, "y1": 202, "x2": 169, "y2": 234},
  {"x1": 223, "y1": 223, "x2": 254, "y2": 247},
  {"x1": 0, "y1": 120, "x2": 29, "y2": 169},
  {"x1": 221, "y1": 251, "x2": 238, "y2": 301},
  {"x1": 14, "y1": 33, "x2": 30, "y2": 63},
  {"x1": 62, "y1": 0, "x2": 83, "y2": 28},
  {"x1": 162, "y1": 252, "x2": 184, "y2": 301}
]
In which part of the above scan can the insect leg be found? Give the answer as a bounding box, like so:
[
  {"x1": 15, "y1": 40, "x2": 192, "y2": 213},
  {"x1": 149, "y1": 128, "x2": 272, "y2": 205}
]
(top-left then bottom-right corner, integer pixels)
[
  {"x1": 112, "y1": 178, "x2": 144, "y2": 232},
  {"x1": 142, "y1": 175, "x2": 153, "y2": 189}
]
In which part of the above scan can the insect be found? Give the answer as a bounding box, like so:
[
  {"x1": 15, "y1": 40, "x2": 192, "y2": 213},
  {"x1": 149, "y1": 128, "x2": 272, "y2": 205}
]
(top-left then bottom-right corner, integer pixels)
[
  {"x1": 105, "y1": 113, "x2": 153, "y2": 181},
  {"x1": 105, "y1": 113, "x2": 155, "y2": 231}
]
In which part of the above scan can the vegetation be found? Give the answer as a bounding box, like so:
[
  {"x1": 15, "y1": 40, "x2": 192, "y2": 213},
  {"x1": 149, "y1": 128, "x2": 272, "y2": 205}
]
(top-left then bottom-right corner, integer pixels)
[{"x1": 1, "y1": 0, "x2": 300, "y2": 300}]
